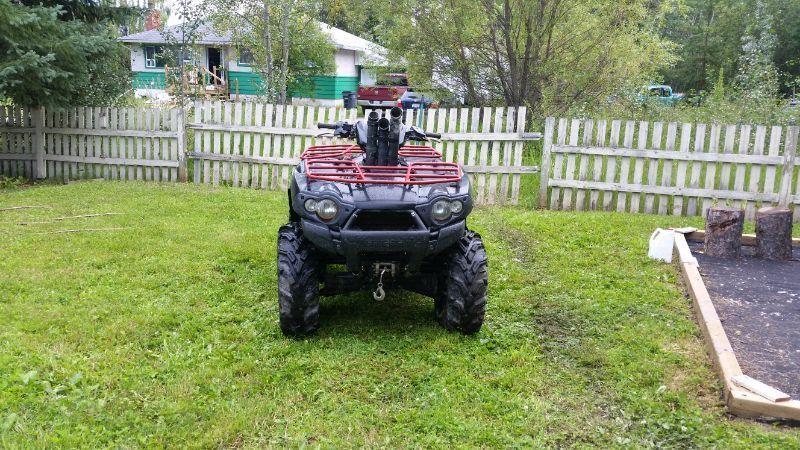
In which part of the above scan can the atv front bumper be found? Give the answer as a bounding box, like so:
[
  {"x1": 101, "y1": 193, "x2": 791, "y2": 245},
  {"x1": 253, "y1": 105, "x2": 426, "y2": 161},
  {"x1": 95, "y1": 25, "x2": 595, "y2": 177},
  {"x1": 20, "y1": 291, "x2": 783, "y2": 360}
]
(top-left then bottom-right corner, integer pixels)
[{"x1": 301, "y1": 217, "x2": 465, "y2": 272}]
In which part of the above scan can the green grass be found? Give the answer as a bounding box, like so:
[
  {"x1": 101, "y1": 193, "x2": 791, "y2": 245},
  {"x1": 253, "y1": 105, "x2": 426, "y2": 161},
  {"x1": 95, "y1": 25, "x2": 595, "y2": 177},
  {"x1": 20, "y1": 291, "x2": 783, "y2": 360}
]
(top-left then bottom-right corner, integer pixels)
[{"x1": 1, "y1": 182, "x2": 798, "y2": 448}]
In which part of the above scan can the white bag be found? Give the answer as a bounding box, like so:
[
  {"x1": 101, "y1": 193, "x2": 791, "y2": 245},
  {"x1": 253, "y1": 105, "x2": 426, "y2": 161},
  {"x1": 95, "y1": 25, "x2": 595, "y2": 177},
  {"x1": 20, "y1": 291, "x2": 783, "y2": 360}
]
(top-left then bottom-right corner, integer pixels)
[{"x1": 648, "y1": 228, "x2": 675, "y2": 263}]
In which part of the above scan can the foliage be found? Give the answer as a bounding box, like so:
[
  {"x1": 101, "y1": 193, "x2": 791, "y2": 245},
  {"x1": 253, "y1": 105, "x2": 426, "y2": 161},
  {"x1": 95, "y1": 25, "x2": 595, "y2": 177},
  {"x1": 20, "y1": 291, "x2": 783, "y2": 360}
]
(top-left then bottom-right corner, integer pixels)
[
  {"x1": 1, "y1": 182, "x2": 799, "y2": 446},
  {"x1": 382, "y1": 0, "x2": 676, "y2": 116},
  {"x1": 659, "y1": 0, "x2": 800, "y2": 96},
  {"x1": 735, "y1": 0, "x2": 780, "y2": 99},
  {"x1": 0, "y1": 0, "x2": 131, "y2": 107}
]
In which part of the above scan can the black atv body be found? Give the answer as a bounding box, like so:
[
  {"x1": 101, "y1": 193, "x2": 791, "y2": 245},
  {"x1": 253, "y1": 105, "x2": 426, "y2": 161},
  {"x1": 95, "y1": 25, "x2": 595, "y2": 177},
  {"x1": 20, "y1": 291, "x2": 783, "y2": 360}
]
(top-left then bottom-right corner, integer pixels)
[{"x1": 278, "y1": 107, "x2": 487, "y2": 337}]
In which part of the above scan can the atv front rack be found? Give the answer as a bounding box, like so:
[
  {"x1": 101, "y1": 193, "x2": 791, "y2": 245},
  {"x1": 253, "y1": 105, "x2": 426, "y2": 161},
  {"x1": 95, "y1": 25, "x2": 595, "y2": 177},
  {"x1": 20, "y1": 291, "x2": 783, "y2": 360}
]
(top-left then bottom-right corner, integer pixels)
[{"x1": 301, "y1": 144, "x2": 462, "y2": 185}]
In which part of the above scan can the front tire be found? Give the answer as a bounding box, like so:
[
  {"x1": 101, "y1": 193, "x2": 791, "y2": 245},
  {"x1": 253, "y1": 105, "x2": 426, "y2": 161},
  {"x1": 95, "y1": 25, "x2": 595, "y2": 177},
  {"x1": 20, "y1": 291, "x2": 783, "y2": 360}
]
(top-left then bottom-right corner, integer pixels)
[
  {"x1": 436, "y1": 230, "x2": 488, "y2": 334},
  {"x1": 277, "y1": 223, "x2": 320, "y2": 337}
]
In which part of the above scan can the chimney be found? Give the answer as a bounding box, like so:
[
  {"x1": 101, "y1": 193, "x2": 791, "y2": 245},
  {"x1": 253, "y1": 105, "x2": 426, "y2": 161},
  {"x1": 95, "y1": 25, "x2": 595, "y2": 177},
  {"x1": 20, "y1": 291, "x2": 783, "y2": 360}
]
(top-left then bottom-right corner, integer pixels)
[{"x1": 145, "y1": 9, "x2": 162, "y2": 31}]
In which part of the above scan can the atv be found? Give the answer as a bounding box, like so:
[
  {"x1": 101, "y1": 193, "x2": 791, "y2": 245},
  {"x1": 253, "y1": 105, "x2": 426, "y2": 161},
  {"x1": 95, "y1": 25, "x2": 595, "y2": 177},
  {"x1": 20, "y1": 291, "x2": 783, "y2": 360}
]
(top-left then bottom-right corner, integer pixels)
[{"x1": 278, "y1": 106, "x2": 487, "y2": 336}]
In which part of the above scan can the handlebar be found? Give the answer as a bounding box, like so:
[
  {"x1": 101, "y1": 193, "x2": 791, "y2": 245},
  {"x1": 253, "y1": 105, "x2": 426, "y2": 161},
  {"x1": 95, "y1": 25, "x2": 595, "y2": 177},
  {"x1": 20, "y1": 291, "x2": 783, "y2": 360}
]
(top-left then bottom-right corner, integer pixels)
[
  {"x1": 426, "y1": 132, "x2": 441, "y2": 139},
  {"x1": 317, "y1": 122, "x2": 338, "y2": 130},
  {"x1": 317, "y1": 120, "x2": 440, "y2": 141}
]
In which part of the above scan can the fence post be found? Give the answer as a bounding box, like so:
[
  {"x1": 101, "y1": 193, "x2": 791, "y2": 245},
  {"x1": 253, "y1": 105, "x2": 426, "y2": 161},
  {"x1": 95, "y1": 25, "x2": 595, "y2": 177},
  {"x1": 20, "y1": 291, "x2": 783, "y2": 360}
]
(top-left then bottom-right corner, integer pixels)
[
  {"x1": 176, "y1": 107, "x2": 188, "y2": 182},
  {"x1": 538, "y1": 117, "x2": 555, "y2": 208},
  {"x1": 777, "y1": 126, "x2": 798, "y2": 207},
  {"x1": 32, "y1": 107, "x2": 46, "y2": 179}
]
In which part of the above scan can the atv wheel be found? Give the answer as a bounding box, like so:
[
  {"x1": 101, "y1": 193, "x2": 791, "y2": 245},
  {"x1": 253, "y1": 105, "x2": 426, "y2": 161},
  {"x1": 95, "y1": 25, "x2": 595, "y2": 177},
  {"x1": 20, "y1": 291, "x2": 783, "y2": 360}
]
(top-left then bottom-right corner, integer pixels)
[
  {"x1": 435, "y1": 230, "x2": 488, "y2": 334},
  {"x1": 277, "y1": 222, "x2": 320, "y2": 337}
]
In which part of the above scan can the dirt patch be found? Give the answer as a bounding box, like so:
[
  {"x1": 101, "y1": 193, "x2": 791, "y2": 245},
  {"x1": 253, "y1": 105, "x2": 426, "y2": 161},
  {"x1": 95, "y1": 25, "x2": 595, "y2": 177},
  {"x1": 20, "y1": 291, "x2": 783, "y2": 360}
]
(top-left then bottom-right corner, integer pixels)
[{"x1": 690, "y1": 241, "x2": 800, "y2": 399}]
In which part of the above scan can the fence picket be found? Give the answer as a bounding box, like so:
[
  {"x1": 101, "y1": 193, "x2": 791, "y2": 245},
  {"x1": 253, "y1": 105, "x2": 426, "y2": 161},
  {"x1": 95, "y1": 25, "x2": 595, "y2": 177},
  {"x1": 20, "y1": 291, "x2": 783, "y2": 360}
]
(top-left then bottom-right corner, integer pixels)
[
  {"x1": 588, "y1": 120, "x2": 606, "y2": 210},
  {"x1": 686, "y1": 124, "x2": 706, "y2": 216},
  {"x1": 575, "y1": 119, "x2": 593, "y2": 211},
  {"x1": 672, "y1": 123, "x2": 692, "y2": 216},
  {"x1": 629, "y1": 121, "x2": 648, "y2": 213},
  {"x1": 615, "y1": 121, "x2": 634, "y2": 212},
  {"x1": 701, "y1": 124, "x2": 722, "y2": 215}
]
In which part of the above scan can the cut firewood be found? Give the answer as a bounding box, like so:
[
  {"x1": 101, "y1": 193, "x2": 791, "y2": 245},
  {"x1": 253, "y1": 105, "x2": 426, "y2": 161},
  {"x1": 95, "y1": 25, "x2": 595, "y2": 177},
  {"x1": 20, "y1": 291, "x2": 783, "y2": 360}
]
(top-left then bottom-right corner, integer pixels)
[
  {"x1": 704, "y1": 207, "x2": 744, "y2": 259},
  {"x1": 755, "y1": 206, "x2": 793, "y2": 261}
]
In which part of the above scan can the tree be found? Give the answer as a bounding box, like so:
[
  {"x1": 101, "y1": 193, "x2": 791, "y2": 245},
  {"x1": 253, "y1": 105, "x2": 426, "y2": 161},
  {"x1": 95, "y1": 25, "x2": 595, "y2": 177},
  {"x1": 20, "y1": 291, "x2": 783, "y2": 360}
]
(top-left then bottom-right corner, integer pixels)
[
  {"x1": 383, "y1": 0, "x2": 675, "y2": 114},
  {"x1": 735, "y1": 0, "x2": 779, "y2": 99},
  {"x1": 207, "y1": 0, "x2": 335, "y2": 103},
  {"x1": 0, "y1": 0, "x2": 130, "y2": 107}
]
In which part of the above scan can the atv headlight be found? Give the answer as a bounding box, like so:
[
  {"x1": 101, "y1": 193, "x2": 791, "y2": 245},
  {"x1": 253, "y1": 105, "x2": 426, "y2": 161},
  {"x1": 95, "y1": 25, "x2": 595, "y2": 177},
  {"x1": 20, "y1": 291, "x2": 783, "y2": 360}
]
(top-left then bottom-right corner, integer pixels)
[
  {"x1": 449, "y1": 200, "x2": 463, "y2": 214},
  {"x1": 304, "y1": 199, "x2": 317, "y2": 213},
  {"x1": 432, "y1": 200, "x2": 452, "y2": 222},
  {"x1": 316, "y1": 198, "x2": 338, "y2": 221}
]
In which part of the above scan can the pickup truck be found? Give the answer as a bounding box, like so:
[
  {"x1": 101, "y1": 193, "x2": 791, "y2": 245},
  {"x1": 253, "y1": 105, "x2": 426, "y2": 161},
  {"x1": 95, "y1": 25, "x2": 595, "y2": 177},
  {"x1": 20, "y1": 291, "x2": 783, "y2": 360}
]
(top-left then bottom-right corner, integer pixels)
[
  {"x1": 357, "y1": 73, "x2": 410, "y2": 109},
  {"x1": 638, "y1": 85, "x2": 685, "y2": 106}
]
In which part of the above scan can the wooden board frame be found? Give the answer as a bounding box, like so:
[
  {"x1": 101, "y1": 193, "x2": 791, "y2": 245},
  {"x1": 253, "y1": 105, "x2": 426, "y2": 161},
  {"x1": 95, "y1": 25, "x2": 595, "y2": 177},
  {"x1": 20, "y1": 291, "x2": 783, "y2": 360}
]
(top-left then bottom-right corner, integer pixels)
[{"x1": 673, "y1": 233, "x2": 800, "y2": 420}]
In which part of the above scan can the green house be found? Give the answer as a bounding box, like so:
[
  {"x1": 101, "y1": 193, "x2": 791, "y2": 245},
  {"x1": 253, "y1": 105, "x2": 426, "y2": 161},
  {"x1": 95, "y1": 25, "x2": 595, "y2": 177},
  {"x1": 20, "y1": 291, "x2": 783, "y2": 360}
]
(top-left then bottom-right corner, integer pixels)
[{"x1": 119, "y1": 22, "x2": 386, "y2": 105}]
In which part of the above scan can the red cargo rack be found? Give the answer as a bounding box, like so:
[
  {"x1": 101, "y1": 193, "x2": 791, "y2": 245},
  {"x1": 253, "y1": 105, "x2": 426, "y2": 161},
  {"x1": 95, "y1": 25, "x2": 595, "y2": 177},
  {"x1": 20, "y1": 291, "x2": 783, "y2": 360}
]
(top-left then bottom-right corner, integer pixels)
[
  {"x1": 302, "y1": 144, "x2": 460, "y2": 185},
  {"x1": 301, "y1": 144, "x2": 443, "y2": 160}
]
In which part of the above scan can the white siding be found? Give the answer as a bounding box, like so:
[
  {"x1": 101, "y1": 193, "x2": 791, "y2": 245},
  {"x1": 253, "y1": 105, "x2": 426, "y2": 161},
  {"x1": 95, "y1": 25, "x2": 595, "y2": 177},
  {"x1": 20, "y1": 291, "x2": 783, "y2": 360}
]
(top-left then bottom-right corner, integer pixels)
[{"x1": 334, "y1": 49, "x2": 358, "y2": 77}]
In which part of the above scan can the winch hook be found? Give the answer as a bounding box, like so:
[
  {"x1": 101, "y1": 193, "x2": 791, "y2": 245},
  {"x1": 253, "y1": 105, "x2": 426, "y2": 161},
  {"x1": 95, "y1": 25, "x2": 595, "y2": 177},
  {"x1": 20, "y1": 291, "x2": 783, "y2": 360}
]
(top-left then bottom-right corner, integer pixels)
[{"x1": 373, "y1": 268, "x2": 387, "y2": 301}]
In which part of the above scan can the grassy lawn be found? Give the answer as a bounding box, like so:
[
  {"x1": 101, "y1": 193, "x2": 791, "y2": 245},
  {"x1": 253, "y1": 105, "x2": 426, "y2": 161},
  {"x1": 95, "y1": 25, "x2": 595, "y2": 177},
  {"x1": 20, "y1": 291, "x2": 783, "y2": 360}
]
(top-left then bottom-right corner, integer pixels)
[{"x1": 1, "y1": 182, "x2": 798, "y2": 447}]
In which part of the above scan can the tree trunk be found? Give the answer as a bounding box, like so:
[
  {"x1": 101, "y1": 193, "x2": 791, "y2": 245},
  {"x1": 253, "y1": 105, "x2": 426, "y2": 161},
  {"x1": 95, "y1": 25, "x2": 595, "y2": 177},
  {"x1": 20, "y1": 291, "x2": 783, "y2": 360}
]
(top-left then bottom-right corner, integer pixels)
[
  {"x1": 278, "y1": 0, "x2": 290, "y2": 104},
  {"x1": 262, "y1": 0, "x2": 274, "y2": 102},
  {"x1": 755, "y1": 206, "x2": 793, "y2": 260},
  {"x1": 704, "y1": 206, "x2": 744, "y2": 258}
]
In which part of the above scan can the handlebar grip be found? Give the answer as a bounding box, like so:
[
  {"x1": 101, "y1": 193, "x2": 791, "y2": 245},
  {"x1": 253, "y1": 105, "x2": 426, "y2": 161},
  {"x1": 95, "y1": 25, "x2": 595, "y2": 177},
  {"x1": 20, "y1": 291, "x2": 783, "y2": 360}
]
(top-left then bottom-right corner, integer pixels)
[
  {"x1": 426, "y1": 132, "x2": 442, "y2": 139},
  {"x1": 317, "y1": 122, "x2": 337, "y2": 130}
]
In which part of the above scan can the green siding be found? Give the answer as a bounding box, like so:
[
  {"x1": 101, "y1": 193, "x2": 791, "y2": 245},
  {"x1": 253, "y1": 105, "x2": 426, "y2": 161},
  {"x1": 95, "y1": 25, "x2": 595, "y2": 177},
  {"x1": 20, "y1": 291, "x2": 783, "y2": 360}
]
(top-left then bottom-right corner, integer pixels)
[
  {"x1": 132, "y1": 72, "x2": 166, "y2": 90},
  {"x1": 228, "y1": 72, "x2": 265, "y2": 96},
  {"x1": 291, "y1": 76, "x2": 359, "y2": 100}
]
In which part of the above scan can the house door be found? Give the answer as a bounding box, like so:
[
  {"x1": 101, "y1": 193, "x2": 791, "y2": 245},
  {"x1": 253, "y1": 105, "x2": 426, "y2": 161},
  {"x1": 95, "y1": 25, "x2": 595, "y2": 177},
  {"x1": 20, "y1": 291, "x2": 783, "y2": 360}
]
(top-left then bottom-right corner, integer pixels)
[{"x1": 207, "y1": 47, "x2": 223, "y2": 80}]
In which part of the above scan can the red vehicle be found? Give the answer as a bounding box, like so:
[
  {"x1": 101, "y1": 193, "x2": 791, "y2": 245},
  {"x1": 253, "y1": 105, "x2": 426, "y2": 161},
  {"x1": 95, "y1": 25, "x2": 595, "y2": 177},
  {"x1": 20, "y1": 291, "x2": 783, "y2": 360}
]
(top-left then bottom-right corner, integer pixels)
[{"x1": 357, "y1": 73, "x2": 409, "y2": 109}]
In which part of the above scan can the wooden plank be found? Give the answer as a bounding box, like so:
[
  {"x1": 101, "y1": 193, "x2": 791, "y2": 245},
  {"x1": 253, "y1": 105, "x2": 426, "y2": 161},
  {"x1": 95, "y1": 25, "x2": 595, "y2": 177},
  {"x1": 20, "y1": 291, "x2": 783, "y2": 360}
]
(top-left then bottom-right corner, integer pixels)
[
  {"x1": 746, "y1": 125, "x2": 767, "y2": 220},
  {"x1": 32, "y1": 108, "x2": 45, "y2": 179},
  {"x1": 252, "y1": 102, "x2": 263, "y2": 188},
  {"x1": 550, "y1": 146, "x2": 785, "y2": 165},
  {"x1": 589, "y1": 120, "x2": 607, "y2": 210},
  {"x1": 108, "y1": 108, "x2": 119, "y2": 180},
  {"x1": 476, "y1": 108, "x2": 491, "y2": 205},
  {"x1": 732, "y1": 125, "x2": 751, "y2": 212},
  {"x1": 279, "y1": 105, "x2": 295, "y2": 190},
  {"x1": 45, "y1": 154, "x2": 179, "y2": 167},
  {"x1": 686, "y1": 123, "x2": 706, "y2": 216},
  {"x1": 550, "y1": 118, "x2": 568, "y2": 210},
  {"x1": 134, "y1": 108, "x2": 144, "y2": 180},
  {"x1": 221, "y1": 102, "x2": 233, "y2": 184},
  {"x1": 241, "y1": 102, "x2": 253, "y2": 187},
  {"x1": 701, "y1": 124, "x2": 722, "y2": 216},
  {"x1": 192, "y1": 102, "x2": 202, "y2": 183},
  {"x1": 719, "y1": 125, "x2": 737, "y2": 192},
  {"x1": 778, "y1": 126, "x2": 798, "y2": 207},
  {"x1": 762, "y1": 126, "x2": 782, "y2": 204},
  {"x1": 673, "y1": 233, "x2": 742, "y2": 398},
  {"x1": 561, "y1": 118, "x2": 580, "y2": 210},
  {"x1": 731, "y1": 375, "x2": 792, "y2": 402},
  {"x1": 0, "y1": 154, "x2": 35, "y2": 161},
  {"x1": 456, "y1": 108, "x2": 469, "y2": 165},
  {"x1": 615, "y1": 121, "x2": 635, "y2": 212},
  {"x1": 510, "y1": 107, "x2": 526, "y2": 205},
  {"x1": 262, "y1": 103, "x2": 274, "y2": 189},
  {"x1": 657, "y1": 122, "x2": 678, "y2": 215},
  {"x1": 231, "y1": 102, "x2": 242, "y2": 186},
  {"x1": 672, "y1": 123, "x2": 692, "y2": 216},
  {"x1": 43, "y1": 127, "x2": 178, "y2": 138},
  {"x1": 549, "y1": 179, "x2": 780, "y2": 202},
  {"x1": 575, "y1": 119, "x2": 594, "y2": 211},
  {"x1": 629, "y1": 121, "x2": 648, "y2": 213},
  {"x1": 127, "y1": 108, "x2": 137, "y2": 180},
  {"x1": 151, "y1": 108, "x2": 161, "y2": 182},
  {"x1": 487, "y1": 108, "x2": 504, "y2": 205},
  {"x1": 211, "y1": 101, "x2": 222, "y2": 185},
  {"x1": 538, "y1": 117, "x2": 556, "y2": 208},
  {"x1": 601, "y1": 120, "x2": 621, "y2": 211},
  {"x1": 644, "y1": 122, "x2": 663, "y2": 213}
]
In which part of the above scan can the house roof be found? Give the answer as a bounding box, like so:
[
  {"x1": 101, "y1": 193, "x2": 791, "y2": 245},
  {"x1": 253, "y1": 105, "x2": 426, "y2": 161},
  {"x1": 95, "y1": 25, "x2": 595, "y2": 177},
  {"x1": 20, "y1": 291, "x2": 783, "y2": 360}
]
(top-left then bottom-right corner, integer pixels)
[{"x1": 119, "y1": 21, "x2": 387, "y2": 62}]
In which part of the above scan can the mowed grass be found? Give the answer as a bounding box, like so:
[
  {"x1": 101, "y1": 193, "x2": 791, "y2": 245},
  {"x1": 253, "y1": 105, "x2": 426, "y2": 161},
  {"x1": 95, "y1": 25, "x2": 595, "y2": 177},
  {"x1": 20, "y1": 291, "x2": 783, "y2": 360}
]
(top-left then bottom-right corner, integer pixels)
[{"x1": 0, "y1": 182, "x2": 798, "y2": 448}]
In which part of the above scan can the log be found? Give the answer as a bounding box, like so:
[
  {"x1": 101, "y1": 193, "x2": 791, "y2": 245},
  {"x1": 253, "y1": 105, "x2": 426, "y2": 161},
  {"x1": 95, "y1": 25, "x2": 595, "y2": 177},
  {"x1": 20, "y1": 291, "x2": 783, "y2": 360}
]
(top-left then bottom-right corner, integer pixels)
[
  {"x1": 704, "y1": 206, "x2": 744, "y2": 258},
  {"x1": 755, "y1": 206, "x2": 793, "y2": 260}
]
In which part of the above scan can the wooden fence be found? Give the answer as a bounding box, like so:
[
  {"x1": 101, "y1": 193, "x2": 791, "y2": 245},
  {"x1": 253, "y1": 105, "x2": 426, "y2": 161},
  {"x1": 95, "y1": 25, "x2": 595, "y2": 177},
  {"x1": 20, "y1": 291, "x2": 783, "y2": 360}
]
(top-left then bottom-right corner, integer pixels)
[
  {"x1": 0, "y1": 105, "x2": 184, "y2": 182},
  {"x1": 4, "y1": 103, "x2": 800, "y2": 220},
  {"x1": 540, "y1": 118, "x2": 800, "y2": 221},
  {"x1": 187, "y1": 102, "x2": 536, "y2": 205}
]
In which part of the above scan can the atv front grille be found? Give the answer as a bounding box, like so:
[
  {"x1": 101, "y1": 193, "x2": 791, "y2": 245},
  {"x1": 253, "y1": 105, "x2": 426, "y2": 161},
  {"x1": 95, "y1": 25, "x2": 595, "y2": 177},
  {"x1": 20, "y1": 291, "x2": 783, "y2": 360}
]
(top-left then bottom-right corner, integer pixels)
[{"x1": 348, "y1": 210, "x2": 421, "y2": 232}]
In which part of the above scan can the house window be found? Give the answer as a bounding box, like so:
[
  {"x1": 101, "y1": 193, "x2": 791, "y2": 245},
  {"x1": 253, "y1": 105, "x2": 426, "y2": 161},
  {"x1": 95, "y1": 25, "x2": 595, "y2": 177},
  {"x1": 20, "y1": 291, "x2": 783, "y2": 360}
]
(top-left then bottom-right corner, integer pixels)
[
  {"x1": 238, "y1": 48, "x2": 254, "y2": 66},
  {"x1": 144, "y1": 45, "x2": 165, "y2": 68}
]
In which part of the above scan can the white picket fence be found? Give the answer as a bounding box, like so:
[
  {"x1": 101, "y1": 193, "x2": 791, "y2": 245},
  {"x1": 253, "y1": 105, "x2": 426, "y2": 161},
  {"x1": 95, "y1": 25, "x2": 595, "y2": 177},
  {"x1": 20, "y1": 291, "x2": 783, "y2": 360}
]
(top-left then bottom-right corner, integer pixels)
[
  {"x1": 187, "y1": 102, "x2": 536, "y2": 205},
  {"x1": 0, "y1": 105, "x2": 185, "y2": 182},
  {"x1": 540, "y1": 118, "x2": 800, "y2": 221}
]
